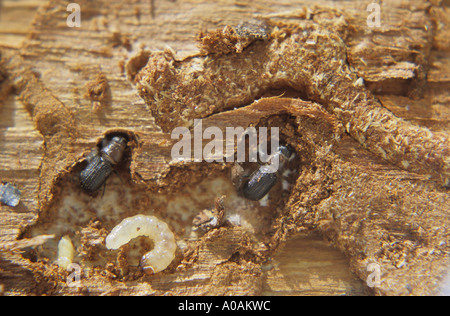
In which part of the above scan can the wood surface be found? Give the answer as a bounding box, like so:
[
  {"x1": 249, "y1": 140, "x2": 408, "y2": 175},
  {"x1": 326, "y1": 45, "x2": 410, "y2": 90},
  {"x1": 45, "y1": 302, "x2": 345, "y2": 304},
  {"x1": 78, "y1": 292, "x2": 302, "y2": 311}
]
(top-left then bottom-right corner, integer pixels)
[{"x1": 0, "y1": 0, "x2": 449, "y2": 296}]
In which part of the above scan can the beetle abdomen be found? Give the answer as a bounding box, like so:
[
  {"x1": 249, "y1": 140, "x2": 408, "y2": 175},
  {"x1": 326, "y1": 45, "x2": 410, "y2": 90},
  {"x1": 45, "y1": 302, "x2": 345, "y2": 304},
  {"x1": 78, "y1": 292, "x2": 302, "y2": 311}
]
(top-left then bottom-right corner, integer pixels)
[
  {"x1": 80, "y1": 156, "x2": 113, "y2": 193},
  {"x1": 242, "y1": 169, "x2": 278, "y2": 201},
  {"x1": 240, "y1": 145, "x2": 293, "y2": 201}
]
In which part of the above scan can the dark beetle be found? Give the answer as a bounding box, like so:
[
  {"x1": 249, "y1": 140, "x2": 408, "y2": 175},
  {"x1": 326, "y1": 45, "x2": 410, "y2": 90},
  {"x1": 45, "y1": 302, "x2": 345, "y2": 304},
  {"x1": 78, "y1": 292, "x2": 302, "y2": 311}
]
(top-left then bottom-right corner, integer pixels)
[
  {"x1": 80, "y1": 136, "x2": 127, "y2": 193},
  {"x1": 241, "y1": 145, "x2": 292, "y2": 201}
]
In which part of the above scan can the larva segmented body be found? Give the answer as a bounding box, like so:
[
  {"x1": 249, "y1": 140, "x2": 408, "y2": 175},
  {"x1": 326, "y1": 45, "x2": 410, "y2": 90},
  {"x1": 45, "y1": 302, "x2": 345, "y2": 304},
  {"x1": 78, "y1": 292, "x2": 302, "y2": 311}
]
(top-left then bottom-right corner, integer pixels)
[
  {"x1": 105, "y1": 214, "x2": 176, "y2": 274},
  {"x1": 56, "y1": 235, "x2": 75, "y2": 269}
]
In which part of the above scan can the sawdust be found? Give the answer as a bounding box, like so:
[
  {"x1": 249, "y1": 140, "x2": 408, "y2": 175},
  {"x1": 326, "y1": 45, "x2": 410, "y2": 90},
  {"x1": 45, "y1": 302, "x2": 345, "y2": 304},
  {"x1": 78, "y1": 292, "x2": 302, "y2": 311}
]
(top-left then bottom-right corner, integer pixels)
[
  {"x1": 84, "y1": 72, "x2": 111, "y2": 111},
  {"x1": 0, "y1": 6, "x2": 449, "y2": 296},
  {"x1": 136, "y1": 17, "x2": 449, "y2": 186}
]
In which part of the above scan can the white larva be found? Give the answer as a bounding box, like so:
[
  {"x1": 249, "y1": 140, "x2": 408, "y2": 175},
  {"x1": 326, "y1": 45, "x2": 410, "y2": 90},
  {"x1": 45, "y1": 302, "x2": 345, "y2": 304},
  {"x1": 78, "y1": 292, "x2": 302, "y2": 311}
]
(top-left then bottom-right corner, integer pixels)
[
  {"x1": 105, "y1": 214, "x2": 177, "y2": 274},
  {"x1": 56, "y1": 235, "x2": 75, "y2": 269}
]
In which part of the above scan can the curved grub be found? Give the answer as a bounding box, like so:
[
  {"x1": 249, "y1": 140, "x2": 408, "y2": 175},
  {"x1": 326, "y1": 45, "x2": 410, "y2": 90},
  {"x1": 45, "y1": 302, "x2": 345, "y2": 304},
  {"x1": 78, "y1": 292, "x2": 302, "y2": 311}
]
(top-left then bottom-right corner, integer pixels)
[{"x1": 106, "y1": 214, "x2": 177, "y2": 274}]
